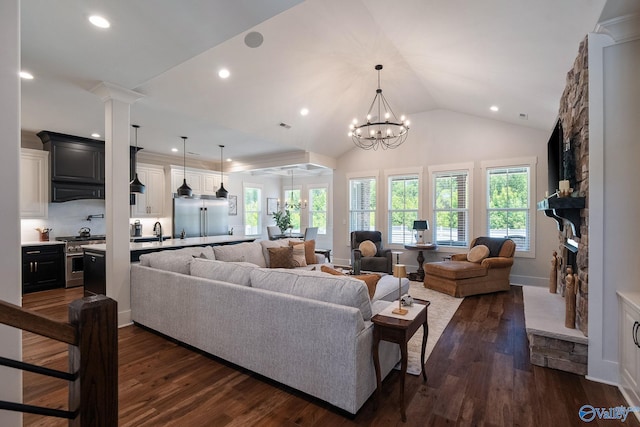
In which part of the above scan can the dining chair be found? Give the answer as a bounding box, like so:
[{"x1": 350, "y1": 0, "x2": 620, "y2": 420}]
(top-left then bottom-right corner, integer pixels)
[{"x1": 303, "y1": 227, "x2": 318, "y2": 241}]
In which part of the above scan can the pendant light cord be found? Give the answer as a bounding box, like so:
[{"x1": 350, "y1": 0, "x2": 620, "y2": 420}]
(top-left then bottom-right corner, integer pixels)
[{"x1": 182, "y1": 137, "x2": 187, "y2": 177}]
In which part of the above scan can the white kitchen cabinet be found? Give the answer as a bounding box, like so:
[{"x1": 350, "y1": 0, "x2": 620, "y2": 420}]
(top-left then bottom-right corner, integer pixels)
[
  {"x1": 170, "y1": 166, "x2": 226, "y2": 196},
  {"x1": 131, "y1": 163, "x2": 165, "y2": 217},
  {"x1": 618, "y1": 291, "x2": 640, "y2": 411},
  {"x1": 20, "y1": 148, "x2": 49, "y2": 219}
]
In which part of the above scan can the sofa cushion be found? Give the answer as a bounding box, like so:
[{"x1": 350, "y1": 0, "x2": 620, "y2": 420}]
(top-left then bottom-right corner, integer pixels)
[
  {"x1": 139, "y1": 251, "x2": 193, "y2": 275},
  {"x1": 358, "y1": 240, "x2": 377, "y2": 257},
  {"x1": 213, "y1": 241, "x2": 265, "y2": 267},
  {"x1": 289, "y1": 239, "x2": 317, "y2": 265},
  {"x1": 424, "y1": 261, "x2": 487, "y2": 280},
  {"x1": 467, "y1": 244, "x2": 489, "y2": 263},
  {"x1": 250, "y1": 269, "x2": 373, "y2": 320},
  {"x1": 291, "y1": 243, "x2": 307, "y2": 267},
  {"x1": 189, "y1": 258, "x2": 257, "y2": 287},
  {"x1": 320, "y1": 265, "x2": 379, "y2": 298},
  {"x1": 268, "y1": 246, "x2": 294, "y2": 268}
]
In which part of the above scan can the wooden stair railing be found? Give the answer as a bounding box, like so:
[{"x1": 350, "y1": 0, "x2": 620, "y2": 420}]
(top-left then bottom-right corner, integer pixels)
[{"x1": 0, "y1": 294, "x2": 117, "y2": 427}]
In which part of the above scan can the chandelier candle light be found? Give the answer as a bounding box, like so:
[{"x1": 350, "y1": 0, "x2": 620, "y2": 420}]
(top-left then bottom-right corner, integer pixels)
[
  {"x1": 349, "y1": 64, "x2": 410, "y2": 150},
  {"x1": 393, "y1": 264, "x2": 408, "y2": 315}
]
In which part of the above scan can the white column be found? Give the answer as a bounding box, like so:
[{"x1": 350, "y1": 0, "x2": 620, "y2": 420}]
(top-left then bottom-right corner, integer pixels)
[
  {"x1": 91, "y1": 82, "x2": 143, "y2": 326},
  {"x1": 0, "y1": 1, "x2": 23, "y2": 425}
]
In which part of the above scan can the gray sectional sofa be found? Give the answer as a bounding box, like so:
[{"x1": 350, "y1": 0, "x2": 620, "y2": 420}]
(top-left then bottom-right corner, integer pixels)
[{"x1": 130, "y1": 240, "x2": 410, "y2": 414}]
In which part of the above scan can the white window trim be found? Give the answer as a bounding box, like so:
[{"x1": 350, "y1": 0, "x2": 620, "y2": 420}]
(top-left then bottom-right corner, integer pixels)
[
  {"x1": 480, "y1": 157, "x2": 537, "y2": 259},
  {"x1": 307, "y1": 183, "x2": 330, "y2": 235},
  {"x1": 383, "y1": 166, "x2": 424, "y2": 248},
  {"x1": 346, "y1": 170, "x2": 380, "y2": 245},
  {"x1": 428, "y1": 162, "x2": 474, "y2": 251},
  {"x1": 243, "y1": 182, "x2": 263, "y2": 237}
]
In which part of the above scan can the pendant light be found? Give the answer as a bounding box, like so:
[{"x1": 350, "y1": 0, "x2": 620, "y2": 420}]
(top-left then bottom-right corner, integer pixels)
[
  {"x1": 177, "y1": 136, "x2": 192, "y2": 197},
  {"x1": 129, "y1": 124, "x2": 146, "y2": 194},
  {"x1": 215, "y1": 144, "x2": 228, "y2": 198}
]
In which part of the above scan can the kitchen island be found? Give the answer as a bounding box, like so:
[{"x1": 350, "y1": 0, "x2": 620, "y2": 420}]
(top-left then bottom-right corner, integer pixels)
[{"x1": 82, "y1": 235, "x2": 256, "y2": 296}]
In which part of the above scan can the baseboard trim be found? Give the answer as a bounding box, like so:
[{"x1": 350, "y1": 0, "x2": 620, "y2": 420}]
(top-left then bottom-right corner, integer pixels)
[
  {"x1": 118, "y1": 309, "x2": 132, "y2": 328},
  {"x1": 510, "y1": 275, "x2": 547, "y2": 287}
]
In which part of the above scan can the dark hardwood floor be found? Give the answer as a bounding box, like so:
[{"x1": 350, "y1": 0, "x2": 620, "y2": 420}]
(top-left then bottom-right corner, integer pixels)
[{"x1": 20, "y1": 285, "x2": 638, "y2": 426}]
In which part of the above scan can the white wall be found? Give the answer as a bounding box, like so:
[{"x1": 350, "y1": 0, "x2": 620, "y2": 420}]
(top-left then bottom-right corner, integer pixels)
[
  {"x1": 333, "y1": 109, "x2": 557, "y2": 283},
  {"x1": 588, "y1": 33, "x2": 640, "y2": 384},
  {"x1": 0, "y1": 0, "x2": 23, "y2": 425}
]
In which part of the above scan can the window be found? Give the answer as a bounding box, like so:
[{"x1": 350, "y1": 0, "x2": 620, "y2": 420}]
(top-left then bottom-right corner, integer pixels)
[
  {"x1": 283, "y1": 189, "x2": 301, "y2": 233},
  {"x1": 432, "y1": 171, "x2": 469, "y2": 247},
  {"x1": 486, "y1": 166, "x2": 531, "y2": 251},
  {"x1": 243, "y1": 186, "x2": 262, "y2": 235},
  {"x1": 309, "y1": 187, "x2": 328, "y2": 234},
  {"x1": 388, "y1": 175, "x2": 419, "y2": 244},
  {"x1": 349, "y1": 177, "x2": 376, "y2": 232}
]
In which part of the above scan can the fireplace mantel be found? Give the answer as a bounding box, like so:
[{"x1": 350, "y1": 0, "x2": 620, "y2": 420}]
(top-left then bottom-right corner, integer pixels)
[{"x1": 537, "y1": 196, "x2": 586, "y2": 237}]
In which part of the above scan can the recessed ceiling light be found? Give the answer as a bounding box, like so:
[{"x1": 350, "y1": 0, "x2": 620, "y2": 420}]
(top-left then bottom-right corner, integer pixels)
[
  {"x1": 91, "y1": 133, "x2": 101, "y2": 138},
  {"x1": 19, "y1": 71, "x2": 34, "y2": 80},
  {"x1": 89, "y1": 15, "x2": 110, "y2": 29},
  {"x1": 218, "y1": 69, "x2": 230, "y2": 79},
  {"x1": 300, "y1": 108, "x2": 309, "y2": 116},
  {"x1": 171, "y1": 148, "x2": 178, "y2": 152},
  {"x1": 490, "y1": 105, "x2": 499, "y2": 112},
  {"x1": 226, "y1": 158, "x2": 232, "y2": 162}
]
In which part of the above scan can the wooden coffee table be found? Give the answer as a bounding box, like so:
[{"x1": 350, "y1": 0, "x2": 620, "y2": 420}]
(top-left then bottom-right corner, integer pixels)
[{"x1": 372, "y1": 298, "x2": 430, "y2": 422}]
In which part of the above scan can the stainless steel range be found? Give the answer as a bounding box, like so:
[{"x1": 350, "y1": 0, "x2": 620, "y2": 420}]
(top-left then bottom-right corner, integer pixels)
[{"x1": 56, "y1": 234, "x2": 106, "y2": 288}]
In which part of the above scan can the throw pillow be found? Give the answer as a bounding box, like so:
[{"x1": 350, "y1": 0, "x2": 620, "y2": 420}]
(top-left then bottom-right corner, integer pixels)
[
  {"x1": 358, "y1": 240, "x2": 377, "y2": 257},
  {"x1": 268, "y1": 246, "x2": 294, "y2": 269},
  {"x1": 353, "y1": 274, "x2": 381, "y2": 299},
  {"x1": 289, "y1": 239, "x2": 316, "y2": 265},
  {"x1": 467, "y1": 244, "x2": 490, "y2": 263},
  {"x1": 291, "y1": 243, "x2": 307, "y2": 267}
]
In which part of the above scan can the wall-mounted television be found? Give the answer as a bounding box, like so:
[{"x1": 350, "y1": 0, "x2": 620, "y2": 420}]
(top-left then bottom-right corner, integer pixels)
[{"x1": 547, "y1": 119, "x2": 563, "y2": 197}]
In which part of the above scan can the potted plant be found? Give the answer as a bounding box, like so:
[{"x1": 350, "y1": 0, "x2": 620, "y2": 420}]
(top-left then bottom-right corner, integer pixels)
[{"x1": 272, "y1": 209, "x2": 292, "y2": 235}]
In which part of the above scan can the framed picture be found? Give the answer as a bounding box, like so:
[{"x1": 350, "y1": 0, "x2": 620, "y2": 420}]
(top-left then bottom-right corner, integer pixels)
[
  {"x1": 228, "y1": 195, "x2": 237, "y2": 216},
  {"x1": 267, "y1": 198, "x2": 278, "y2": 215}
]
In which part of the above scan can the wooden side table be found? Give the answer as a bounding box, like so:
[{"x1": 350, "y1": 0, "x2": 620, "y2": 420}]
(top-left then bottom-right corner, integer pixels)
[
  {"x1": 403, "y1": 244, "x2": 437, "y2": 281},
  {"x1": 372, "y1": 298, "x2": 430, "y2": 422}
]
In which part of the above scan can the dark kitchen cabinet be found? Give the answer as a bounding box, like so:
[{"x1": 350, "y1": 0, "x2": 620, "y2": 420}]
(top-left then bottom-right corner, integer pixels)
[
  {"x1": 83, "y1": 249, "x2": 106, "y2": 296},
  {"x1": 37, "y1": 130, "x2": 139, "y2": 202},
  {"x1": 22, "y1": 244, "x2": 65, "y2": 294}
]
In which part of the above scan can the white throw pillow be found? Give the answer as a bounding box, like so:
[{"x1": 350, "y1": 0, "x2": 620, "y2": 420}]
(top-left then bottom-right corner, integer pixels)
[
  {"x1": 467, "y1": 244, "x2": 490, "y2": 263},
  {"x1": 291, "y1": 243, "x2": 307, "y2": 267}
]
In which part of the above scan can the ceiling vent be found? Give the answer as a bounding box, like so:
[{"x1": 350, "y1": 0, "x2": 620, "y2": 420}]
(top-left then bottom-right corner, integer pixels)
[
  {"x1": 279, "y1": 122, "x2": 292, "y2": 129},
  {"x1": 519, "y1": 113, "x2": 528, "y2": 120}
]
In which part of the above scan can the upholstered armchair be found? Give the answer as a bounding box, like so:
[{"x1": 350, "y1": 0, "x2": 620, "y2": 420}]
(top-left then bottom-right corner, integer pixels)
[
  {"x1": 424, "y1": 237, "x2": 516, "y2": 297},
  {"x1": 350, "y1": 231, "x2": 393, "y2": 274}
]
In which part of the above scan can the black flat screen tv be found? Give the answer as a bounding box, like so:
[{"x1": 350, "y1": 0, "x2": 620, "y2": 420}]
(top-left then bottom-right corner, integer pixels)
[{"x1": 547, "y1": 120, "x2": 563, "y2": 196}]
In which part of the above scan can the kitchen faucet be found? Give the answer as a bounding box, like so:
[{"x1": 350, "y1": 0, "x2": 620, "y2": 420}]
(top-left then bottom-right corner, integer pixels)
[{"x1": 153, "y1": 222, "x2": 163, "y2": 242}]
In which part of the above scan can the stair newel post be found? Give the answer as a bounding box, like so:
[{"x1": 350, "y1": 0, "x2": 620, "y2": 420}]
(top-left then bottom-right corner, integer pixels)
[{"x1": 68, "y1": 295, "x2": 118, "y2": 427}]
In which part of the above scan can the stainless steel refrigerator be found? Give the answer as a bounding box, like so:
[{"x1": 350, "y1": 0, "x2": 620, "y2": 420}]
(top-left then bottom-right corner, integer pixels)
[{"x1": 172, "y1": 195, "x2": 229, "y2": 238}]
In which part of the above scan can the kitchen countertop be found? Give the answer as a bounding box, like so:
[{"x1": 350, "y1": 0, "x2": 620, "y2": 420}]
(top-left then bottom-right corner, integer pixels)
[
  {"x1": 21, "y1": 241, "x2": 66, "y2": 247},
  {"x1": 82, "y1": 235, "x2": 256, "y2": 252}
]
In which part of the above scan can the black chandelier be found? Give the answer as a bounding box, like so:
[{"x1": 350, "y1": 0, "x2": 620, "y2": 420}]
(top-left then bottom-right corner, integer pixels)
[{"x1": 348, "y1": 64, "x2": 410, "y2": 150}]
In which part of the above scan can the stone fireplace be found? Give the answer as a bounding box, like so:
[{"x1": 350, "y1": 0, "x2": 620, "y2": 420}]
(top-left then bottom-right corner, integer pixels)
[
  {"x1": 525, "y1": 37, "x2": 589, "y2": 376},
  {"x1": 556, "y1": 37, "x2": 589, "y2": 337}
]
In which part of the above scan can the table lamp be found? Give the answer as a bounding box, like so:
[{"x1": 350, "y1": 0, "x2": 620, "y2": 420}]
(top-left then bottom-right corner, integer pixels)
[{"x1": 392, "y1": 264, "x2": 408, "y2": 315}]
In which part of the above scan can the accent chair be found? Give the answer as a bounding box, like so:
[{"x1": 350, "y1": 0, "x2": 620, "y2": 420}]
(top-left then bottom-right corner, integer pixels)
[
  {"x1": 350, "y1": 231, "x2": 393, "y2": 274},
  {"x1": 424, "y1": 237, "x2": 516, "y2": 297}
]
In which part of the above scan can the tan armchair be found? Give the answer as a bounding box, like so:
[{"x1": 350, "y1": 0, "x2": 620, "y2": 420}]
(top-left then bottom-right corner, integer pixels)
[{"x1": 424, "y1": 237, "x2": 515, "y2": 297}]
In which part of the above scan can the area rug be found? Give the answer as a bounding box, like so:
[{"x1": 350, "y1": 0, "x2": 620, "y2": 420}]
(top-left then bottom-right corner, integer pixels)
[{"x1": 394, "y1": 281, "x2": 464, "y2": 375}]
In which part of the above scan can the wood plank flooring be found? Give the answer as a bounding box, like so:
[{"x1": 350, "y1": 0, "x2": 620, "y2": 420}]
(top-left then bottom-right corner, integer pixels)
[{"x1": 20, "y1": 285, "x2": 638, "y2": 426}]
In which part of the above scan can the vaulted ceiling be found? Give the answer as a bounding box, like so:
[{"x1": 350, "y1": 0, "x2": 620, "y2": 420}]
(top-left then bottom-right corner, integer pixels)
[{"x1": 20, "y1": 0, "x2": 609, "y2": 166}]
